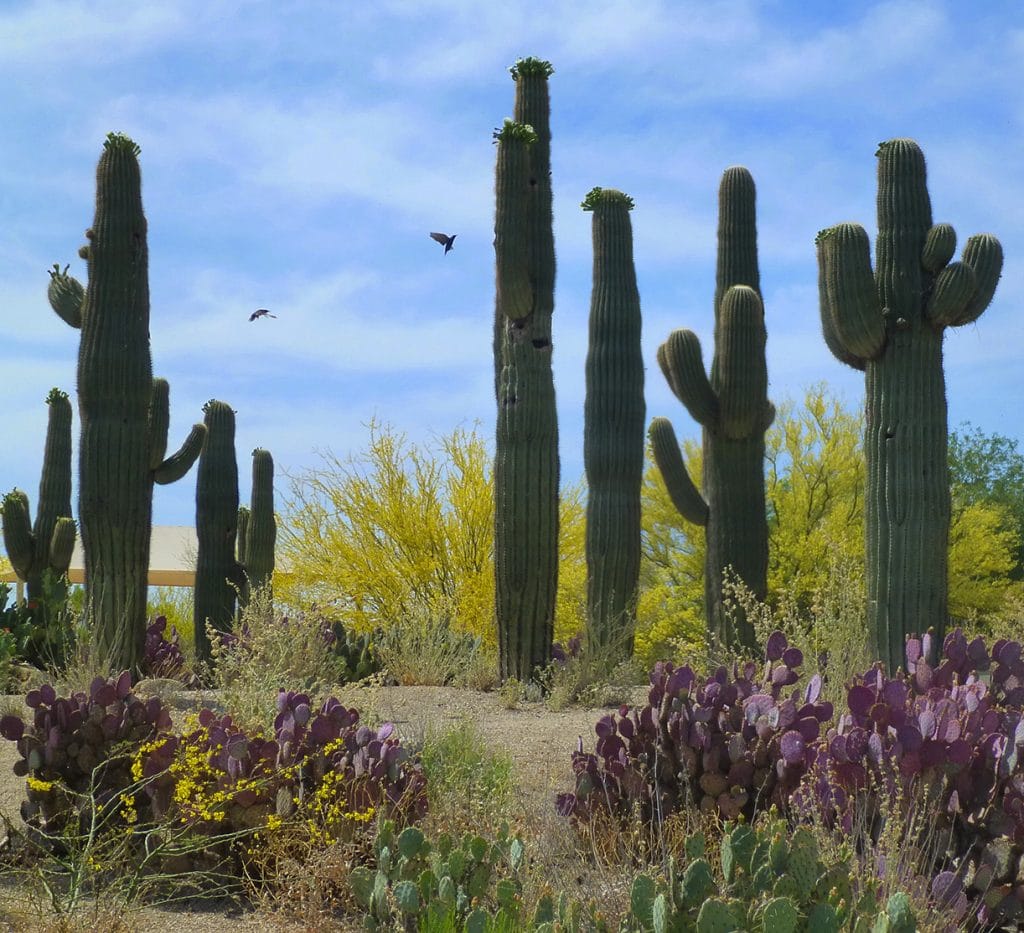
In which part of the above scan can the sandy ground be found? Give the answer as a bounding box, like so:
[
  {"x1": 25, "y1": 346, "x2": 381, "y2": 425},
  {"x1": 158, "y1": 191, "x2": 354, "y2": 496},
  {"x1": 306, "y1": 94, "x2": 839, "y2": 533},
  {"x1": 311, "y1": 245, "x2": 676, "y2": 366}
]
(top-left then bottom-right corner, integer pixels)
[{"x1": 0, "y1": 684, "x2": 644, "y2": 931}]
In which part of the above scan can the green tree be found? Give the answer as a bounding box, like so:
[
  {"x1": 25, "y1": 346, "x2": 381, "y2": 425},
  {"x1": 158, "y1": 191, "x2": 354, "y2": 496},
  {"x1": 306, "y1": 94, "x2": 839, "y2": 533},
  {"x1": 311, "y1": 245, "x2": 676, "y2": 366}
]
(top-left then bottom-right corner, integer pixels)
[
  {"x1": 949, "y1": 424, "x2": 1024, "y2": 580},
  {"x1": 276, "y1": 421, "x2": 586, "y2": 657}
]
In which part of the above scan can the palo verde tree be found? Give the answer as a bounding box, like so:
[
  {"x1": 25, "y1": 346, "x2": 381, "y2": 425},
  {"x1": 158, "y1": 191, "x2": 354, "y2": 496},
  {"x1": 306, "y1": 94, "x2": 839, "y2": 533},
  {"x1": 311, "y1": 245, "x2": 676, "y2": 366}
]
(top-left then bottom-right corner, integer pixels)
[
  {"x1": 581, "y1": 187, "x2": 645, "y2": 657},
  {"x1": 493, "y1": 56, "x2": 560, "y2": 683},
  {"x1": 817, "y1": 139, "x2": 1003, "y2": 670},
  {"x1": 48, "y1": 133, "x2": 206, "y2": 671},
  {"x1": 649, "y1": 167, "x2": 773, "y2": 651}
]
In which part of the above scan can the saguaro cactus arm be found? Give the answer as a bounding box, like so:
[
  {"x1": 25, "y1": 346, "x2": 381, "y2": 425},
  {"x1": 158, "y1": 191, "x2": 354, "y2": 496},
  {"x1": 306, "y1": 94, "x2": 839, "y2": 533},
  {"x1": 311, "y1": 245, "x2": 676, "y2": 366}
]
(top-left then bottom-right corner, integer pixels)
[
  {"x1": 816, "y1": 223, "x2": 886, "y2": 363},
  {"x1": 657, "y1": 330, "x2": 718, "y2": 428},
  {"x1": 1, "y1": 491, "x2": 34, "y2": 579},
  {"x1": 47, "y1": 264, "x2": 84, "y2": 329},
  {"x1": 648, "y1": 418, "x2": 708, "y2": 526},
  {"x1": 493, "y1": 119, "x2": 537, "y2": 323}
]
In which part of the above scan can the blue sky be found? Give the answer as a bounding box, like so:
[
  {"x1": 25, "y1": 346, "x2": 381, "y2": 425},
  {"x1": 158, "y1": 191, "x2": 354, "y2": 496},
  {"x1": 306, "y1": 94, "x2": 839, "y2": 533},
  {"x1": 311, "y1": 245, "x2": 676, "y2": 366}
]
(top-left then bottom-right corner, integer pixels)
[{"x1": 1, "y1": 0, "x2": 1022, "y2": 528}]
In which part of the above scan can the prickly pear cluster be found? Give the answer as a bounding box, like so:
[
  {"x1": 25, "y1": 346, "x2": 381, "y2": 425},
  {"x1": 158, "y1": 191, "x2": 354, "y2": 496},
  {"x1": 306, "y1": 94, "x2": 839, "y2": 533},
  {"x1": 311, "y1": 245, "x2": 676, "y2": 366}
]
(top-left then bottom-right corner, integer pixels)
[
  {"x1": 349, "y1": 821, "x2": 533, "y2": 931},
  {"x1": 622, "y1": 816, "x2": 915, "y2": 933},
  {"x1": 323, "y1": 619, "x2": 384, "y2": 683},
  {"x1": 556, "y1": 631, "x2": 832, "y2": 824},
  {"x1": 141, "y1": 615, "x2": 195, "y2": 684},
  {"x1": 551, "y1": 633, "x2": 583, "y2": 667},
  {"x1": 0, "y1": 673, "x2": 173, "y2": 832},
  {"x1": 794, "y1": 629, "x2": 1024, "y2": 928}
]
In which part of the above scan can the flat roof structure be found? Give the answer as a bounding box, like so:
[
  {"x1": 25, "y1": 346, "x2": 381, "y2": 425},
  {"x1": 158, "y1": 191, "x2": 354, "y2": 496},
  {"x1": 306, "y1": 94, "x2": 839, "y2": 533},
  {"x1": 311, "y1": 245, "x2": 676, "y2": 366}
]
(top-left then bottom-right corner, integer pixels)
[{"x1": 2, "y1": 526, "x2": 207, "y2": 590}]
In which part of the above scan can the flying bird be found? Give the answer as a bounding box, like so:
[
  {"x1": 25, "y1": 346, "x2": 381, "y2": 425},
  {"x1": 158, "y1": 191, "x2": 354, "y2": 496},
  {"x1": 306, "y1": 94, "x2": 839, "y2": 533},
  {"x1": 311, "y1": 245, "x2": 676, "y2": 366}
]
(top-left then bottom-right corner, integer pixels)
[
  {"x1": 430, "y1": 232, "x2": 457, "y2": 254},
  {"x1": 249, "y1": 309, "x2": 277, "y2": 321}
]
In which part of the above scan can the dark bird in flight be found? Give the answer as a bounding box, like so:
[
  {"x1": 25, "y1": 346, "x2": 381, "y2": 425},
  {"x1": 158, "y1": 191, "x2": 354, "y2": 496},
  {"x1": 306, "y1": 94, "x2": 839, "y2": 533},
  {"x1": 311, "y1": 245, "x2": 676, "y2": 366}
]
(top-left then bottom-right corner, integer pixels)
[
  {"x1": 249, "y1": 309, "x2": 277, "y2": 321},
  {"x1": 430, "y1": 232, "x2": 457, "y2": 254}
]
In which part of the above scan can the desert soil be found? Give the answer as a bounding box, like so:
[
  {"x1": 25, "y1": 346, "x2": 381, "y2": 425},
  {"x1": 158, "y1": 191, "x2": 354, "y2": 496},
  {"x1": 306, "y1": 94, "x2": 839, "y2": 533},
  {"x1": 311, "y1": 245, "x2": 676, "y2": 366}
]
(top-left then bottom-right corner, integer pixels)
[{"x1": 0, "y1": 683, "x2": 646, "y2": 932}]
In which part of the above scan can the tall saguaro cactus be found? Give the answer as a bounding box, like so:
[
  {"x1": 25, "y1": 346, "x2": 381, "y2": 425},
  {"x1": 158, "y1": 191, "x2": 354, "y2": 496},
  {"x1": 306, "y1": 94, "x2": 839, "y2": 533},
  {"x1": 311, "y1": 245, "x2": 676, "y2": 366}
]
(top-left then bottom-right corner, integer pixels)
[
  {"x1": 48, "y1": 133, "x2": 206, "y2": 671},
  {"x1": 649, "y1": 167, "x2": 772, "y2": 650},
  {"x1": 581, "y1": 188, "x2": 645, "y2": 656},
  {"x1": 493, "y1": 55, "x2": 560, "y2": 682},
  {"x1": 1, "y1": 389, "x2": 76, "y2": 598},
  {"x1": 817, "y1": 139, "x2": 1002, "y2": 671},
  {"x1": 194, "y1": 400, "x2": 244, "y2": 661},
  {"x1": 237, "y1": 447, "x2": 277, "y2": 607}
]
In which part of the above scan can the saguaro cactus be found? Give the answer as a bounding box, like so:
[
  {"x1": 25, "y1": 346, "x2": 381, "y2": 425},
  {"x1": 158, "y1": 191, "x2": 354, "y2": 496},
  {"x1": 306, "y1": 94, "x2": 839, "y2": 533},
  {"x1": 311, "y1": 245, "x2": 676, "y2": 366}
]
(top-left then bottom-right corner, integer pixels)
[
  {"x1": 237, "y1": 447, "x2": 276, "y2": 607},
  {"x1": 48, "y1": 133, "x2": 205, "y2": 671},
  {"x1": 581, "y1": 188, "x2": 645, "y2": 656},
  {"x1": 649, "y1": 167, "x2": 772, "y2": 650},
  {"x1": 493, "y1": 55, "x2": 560, "y2": 682},
  {"x1": 1, "y1": 389, "x2": 76, "y2": 599},
  {"x1": 194, "y1": 400, "x2": 244, "y2": 661},
  {"x1": 817, "y1": 139, "x2": 1002, "y2": 671}
]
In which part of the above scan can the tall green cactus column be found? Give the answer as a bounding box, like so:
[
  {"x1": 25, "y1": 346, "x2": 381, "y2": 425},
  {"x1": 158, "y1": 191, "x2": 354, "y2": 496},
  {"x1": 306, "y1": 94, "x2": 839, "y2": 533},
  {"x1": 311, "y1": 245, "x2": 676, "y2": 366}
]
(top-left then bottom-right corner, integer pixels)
[
  {"x1": 48, "y1": 133, "x2": 206, "y2": 672},
  {"x1": 1, "y1": 389, "x2": 76, "y2": 598},
  {"x1": 237, "y1": 447, "x2": 276, "y2": 608},
  {"x1": 492, "y1": 55, "x2": 560, "y2": 683},
  {"x1": 817, "y1": 139, "x2": 1002, "y2": 671},
  {"x1": 194, "y1": 400, "x2": 244, "y2": 661},
  {"x1": 581, "y1": 188, "x2": 645, "y2": 657},
  {"x1": 649, "y1": 167, "x2": 772, "y2": 650}
]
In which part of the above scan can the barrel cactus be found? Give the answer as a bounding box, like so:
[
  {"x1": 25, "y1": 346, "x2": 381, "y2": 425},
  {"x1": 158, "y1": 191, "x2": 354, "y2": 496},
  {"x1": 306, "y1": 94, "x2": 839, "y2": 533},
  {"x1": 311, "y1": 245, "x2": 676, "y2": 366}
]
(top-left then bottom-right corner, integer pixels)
[
  {"x1": 816, "y1": 139, "x2": 1002, "y2": 670},
  {"x1": 493, "y1": 56, "x2": 560, "y2": 683},
  {"x1": 581, "y1": 187, "x2": 645, "y2": 657},
  {"x1": 47, "y1": 134, "x2": 205, "y2": 671},
  {"x1": 650, "y1": 167, "x2": 772, "y2": 650},
  {"x1": 1, "y1": 388, "x2": 76, "y2": 599}
]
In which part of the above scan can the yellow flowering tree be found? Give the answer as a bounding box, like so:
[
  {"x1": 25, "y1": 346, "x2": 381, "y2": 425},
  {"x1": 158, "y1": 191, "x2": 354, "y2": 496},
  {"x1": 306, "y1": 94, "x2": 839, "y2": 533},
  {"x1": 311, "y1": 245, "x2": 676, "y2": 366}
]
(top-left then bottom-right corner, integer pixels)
[{"x1": 276, "y1": 421, "x2": 586, "y2": 651}]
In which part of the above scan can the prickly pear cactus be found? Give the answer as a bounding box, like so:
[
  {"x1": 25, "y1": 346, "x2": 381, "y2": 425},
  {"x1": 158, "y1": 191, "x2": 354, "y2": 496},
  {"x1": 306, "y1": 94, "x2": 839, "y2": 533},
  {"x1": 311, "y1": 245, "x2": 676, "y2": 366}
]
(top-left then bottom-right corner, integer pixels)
[
  {"x1": 650, "y1": 167, "x2": 772, "y2": 649},
  {"x1": 817, "y1": 139, "x2": 1002, "y2": 671}
]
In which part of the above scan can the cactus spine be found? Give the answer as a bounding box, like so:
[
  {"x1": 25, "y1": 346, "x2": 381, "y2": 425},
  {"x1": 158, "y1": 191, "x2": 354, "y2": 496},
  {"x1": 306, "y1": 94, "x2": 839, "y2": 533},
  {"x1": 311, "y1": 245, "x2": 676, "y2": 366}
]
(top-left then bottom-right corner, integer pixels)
[
  {"x1": 817, "y1": 139, "x2": 1002, "y2": 671},
  {"x1": 650, "y1": 167, "x2": 772, "y2": 650},
  {"x1": 193, "y1": 400, "x2": 244, "y2": 661},
  {"x1": 1, "y1": 389, "x2": 76, "y2": 598},
  {"x1": 493, "y1": 57, "x2": 560, "y2": 682},
  {"x1": 48, "y1": 134, "x2": 206, "y2": 671},
  {"x1": 237, "y1": 447, "x2": 276, "y2": 606},
  {"x1": 581, "y1": 188, "x2": 645, "y2": 656}
]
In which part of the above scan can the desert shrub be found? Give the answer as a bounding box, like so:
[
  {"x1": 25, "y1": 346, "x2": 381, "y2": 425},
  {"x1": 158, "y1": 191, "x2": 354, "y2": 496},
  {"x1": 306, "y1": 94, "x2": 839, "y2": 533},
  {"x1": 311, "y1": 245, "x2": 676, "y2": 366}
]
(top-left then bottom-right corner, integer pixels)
[
  {"x1": 418, "y1": 721, "x2": 515, "y2": 837},
  {"x1": 542, "y1": 629, "x2": 646, "y2": 712},
  {"x1": 209, "y1": 584, "x2": 347, "y2": 732},
  {"x1": 0, "y1": 574, "x2": 77, "y2": 676},
  {"x1": 372, "y1": 595, "x2": 485, "y2": 687}
]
